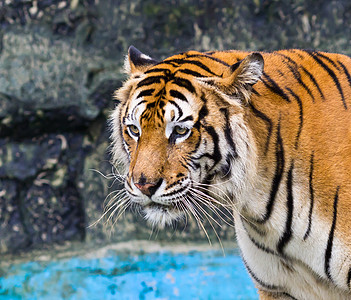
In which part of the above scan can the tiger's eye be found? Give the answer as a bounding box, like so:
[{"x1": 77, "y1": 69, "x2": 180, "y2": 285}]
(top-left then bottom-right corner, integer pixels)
[
  {"x1": 128, "y1": 125, "x2": 140, "y2": 137},
  {"x1": 174, "y1": 126, "x2": 188, "y2": 135}
]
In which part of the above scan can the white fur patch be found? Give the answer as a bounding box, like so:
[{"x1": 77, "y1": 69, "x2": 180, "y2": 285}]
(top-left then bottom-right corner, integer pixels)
[
  {"x1": 144, "y1": 206, "x2": 184, "y2": 229},
  {"x1": 140, "y1": 53, "x2": 153, "y2": 60},
  {"x1": 123, "y1": 54, "x2": 131, "y2": 74}
]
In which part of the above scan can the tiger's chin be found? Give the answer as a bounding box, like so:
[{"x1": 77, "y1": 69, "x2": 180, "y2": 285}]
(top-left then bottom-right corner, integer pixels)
[{"x1": 142, "y1": 203, "x2": 185, "y2": 229}]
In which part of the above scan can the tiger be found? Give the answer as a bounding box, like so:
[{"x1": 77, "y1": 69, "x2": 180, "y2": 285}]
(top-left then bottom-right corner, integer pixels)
[{"x1": 110, "y1": 45, "x2": 351, "y2": 299}]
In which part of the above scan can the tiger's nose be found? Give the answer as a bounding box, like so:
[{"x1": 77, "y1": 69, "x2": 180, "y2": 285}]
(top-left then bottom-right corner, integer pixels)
[{"x1": 134, "y1": 178, "x2": 163, "y2": 197}]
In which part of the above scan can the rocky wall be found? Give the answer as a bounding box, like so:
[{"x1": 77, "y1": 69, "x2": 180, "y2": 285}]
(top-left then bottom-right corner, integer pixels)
[{"x1": 0, "y1": 0, "x2": 350, "y2": 254}]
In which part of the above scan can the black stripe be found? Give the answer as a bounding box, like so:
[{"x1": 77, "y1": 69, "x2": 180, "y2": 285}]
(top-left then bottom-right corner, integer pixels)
[
  {"x1": 248, "y1": 233, "x2": 276, "y2": 255},
  {"x1": 176, "y1": 69, "x2": 205, "y2": 78},
  {"x1": 230, "y1": 60, "x2": 242, "y2": 72},
  {"x1": 286, "y1": 88, "x2": 303, "y2": 149},
  {"x1": 168, "y1": 100, "x2": 183, "y2": 120},
  {"x1": 338, "y1": 60, "x2": 351, "y2": 88},
  {"x1": 172, "y1": 77, "x2": 196, "y2": 94},
  {"x1": 180, "y1": 160, "x2": 189, "y2": 170},
  {"x1": 324, "y1": 186, "x2": 340, "y2": 282},
  {"x1": 220, "y1": 154, "x2": 232, "y2": 178},
  {"x1": 277, "y1": 70, "x2": 284, "y2": 77},
  {"x1": 144, "y1": 68, "x2": 171, "y2": 74},
  {"x1": 274, "y1": 52, "x2": 298, "y2": 67},
  {"x1": 162, "y1": 58, "x2": 219, "y2": 76},
  {"x1": 170, "y1": 90, "x2": 188, "y2": 102},
  {"x1": 282, "y1": 292, "x2": 299, "y2": 300},
  {"x1": 300, "y1": 66, "x2": 325, "y2": 101},
  {"x1": 277, "y1": 161, "x2": 294, "y2": 255},
  {"x1": 137, "y1": 76, "x2": 164, "y2": 88},
  {"x1": 192, "y1": 125, "x2": 222, "y2": 170},
  {"x1": 242, "y1": 258, "x2": 281, "y2": 291},
  {"x1": 192, "y1": 96, "x2": 209, "y2": 132},
  {"x1": 122, "y1": 96, "x2": 132, "y2": 123},
  {"x1": 131, "y1": 100, "x2": 147, "y2": 119},
  {"x1": 249, "y1": 103, "x2": 273, "y2": 156},
  {"x1": 156, "y1": 60, "x2": 180, "y2": 68},
  {"x1": 288, "y1": 49, "x2": 304, "y2": 59},
  {"x1": 188, "y1": 158, "x2": 201, "y2": 171},
  {"x1": 306, "y1": 51, "x2": 347, "y2": 109},
  {"x1": 136, "y1": 89, "x2": 154, "y2": 98},
  {"x1": 220, "y1": 108, "x2": 238, "y2": 159},
  {"x1": 261, "y1": 72, "x2": 291, "y2": 103},
  {"x1": 273, "y1": 53, "x2": 309, "y2": 105},
  {"x1": 241, "y1": 216, "x2": 266, "y2": 236},
  {"x1": 347, "y1": 267, "x2": 351, "y2": 290},
  {"x1": 179, "y1": 115, "x2": 193, "y2": 122},
  {"x1": 198, "y1": 102, "x2": 208, "y2": 119},
  {"x1": 304, "y1": 152, "x2": 315, "y2": 240},
  {"x1": 163, "y1": 185, "x2": 187, "y2": 197},
  {"x1": 257, "y1": 120, "x2": 285, "y2": 224},
  {"x1": 241, "y1": 219, "x2": 275, "y2": 254},
  {"x1": 145, "y1": 67, "x2": 204, "y2": 82},
  {"x1": 315, "y1": 52, "x2": 340, "y2": 70},
  {"x1": 189, "y1": 129, "x2": 202, "y2": 155},
  {"x1": 287, "y1": 64, "x2": 315, "y2": 102},
  {"x1": 185, "y1": 53, "x2": 231, "y2": 67},
  {"x1": 247, "y1": 234, "x2": 277, "y2": 255},
  {"x1": 252, "y1": 88, "x2": 260, "y2": 96},
  {"x1": 205, "y1": 125, "x2": 222, "y2": 168}
]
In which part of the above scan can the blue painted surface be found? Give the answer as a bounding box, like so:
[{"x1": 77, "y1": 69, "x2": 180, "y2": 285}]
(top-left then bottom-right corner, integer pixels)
[{"x1": 0, "y1": 249, "x2": 258, "y2": 300}]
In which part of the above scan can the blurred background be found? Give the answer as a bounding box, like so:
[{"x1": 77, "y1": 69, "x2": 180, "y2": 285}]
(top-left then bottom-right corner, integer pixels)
[{"x1": 0, "y1": 0, "x2": 350, "y2": 299}]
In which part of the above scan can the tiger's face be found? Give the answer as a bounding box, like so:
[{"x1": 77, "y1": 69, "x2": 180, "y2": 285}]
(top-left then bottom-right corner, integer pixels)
[{"x1": 110, "y1": 46, "x2": 263, "y2": 228}]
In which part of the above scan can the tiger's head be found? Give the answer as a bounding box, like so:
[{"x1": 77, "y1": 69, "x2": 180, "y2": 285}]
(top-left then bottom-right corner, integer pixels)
[{"x1": 110, "y1": 46, "x2": 263, "y2": 228}]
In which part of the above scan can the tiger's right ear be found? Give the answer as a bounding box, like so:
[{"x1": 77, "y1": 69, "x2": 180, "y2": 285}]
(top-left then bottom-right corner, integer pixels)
[
  {"x1": 197, "y1": 52, "x2": 264, "y2": 104},
  {"x1": 124, "y1": 46, "x2": 158, "y2": 75}
]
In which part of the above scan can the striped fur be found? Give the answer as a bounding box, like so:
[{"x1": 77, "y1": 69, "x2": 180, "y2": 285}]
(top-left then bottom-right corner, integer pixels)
[{"x1": 110, "y1": 46, "x2": 351, "y2": 299}]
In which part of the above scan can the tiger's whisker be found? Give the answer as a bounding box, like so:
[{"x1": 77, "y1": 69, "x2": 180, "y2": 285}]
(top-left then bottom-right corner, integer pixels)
[
  {"x1": 88, "y1": 194, "x2": 128, "y2": 228},
  {"x1": 105, "y1": 197, "x2": 130, "y2": 225},
  {"x1": 111, "y1": 166, "x2": 126, "y2": 179},
  {"x1": 189, "y1": 187, "x2": 234, "y2": 217},
  {"x1": 103, "y1": 189, "x2": 127, "y2": 207},
  {"x1": 188, "y1": 195, "x2": 225, "y2": 255},
  {"x1": 178, "y1": 195, "x2": 189, "y2": 232},
  {"x1": 89, "y1": 168, "x2": 115, "y2": 180},
  {"x1": 189, "y1": 185, "x2": 256, "y2": 228},
  {"x1": 110, "y1": 200, "x2": 131, "y2": 228},
  {"x1": 188, "y1": 190, "x2": 234, "y2": 229},
  {"x1": 191, "y1": 181, "x2": 234, "y2": 205},
  {"x1": 188, "y1": 195, "x2": 223, "y2": 228},
  {"x1": 183, "y1": 197, "x2": 212, "y2": 246},
  {"x1": 107, "y1": 200, "x2": 131, "y2": 238}
]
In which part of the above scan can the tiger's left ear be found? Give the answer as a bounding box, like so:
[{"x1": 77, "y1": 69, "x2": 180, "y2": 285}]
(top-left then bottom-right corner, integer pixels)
[
  {"x1": 199, "y1": 53, "x2": 264, "y2": 103},
  {"x1": 124, "y1": 46, "x2": 158, "y2": 75}
]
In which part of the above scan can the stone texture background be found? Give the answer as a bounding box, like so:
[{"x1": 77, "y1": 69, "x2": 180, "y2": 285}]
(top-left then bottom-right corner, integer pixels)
[{"x1": 0, "y1": 0, "x2": 350, "y2": 254}]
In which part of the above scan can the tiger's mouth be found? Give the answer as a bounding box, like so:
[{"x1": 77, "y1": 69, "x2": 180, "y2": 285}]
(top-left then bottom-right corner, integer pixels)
[
  {"x1": 141, "y1": 200, "x2": 185, "y2": 228},
  {"x1": 146, "y1": 202, "x2": 174, "y2": 210}
]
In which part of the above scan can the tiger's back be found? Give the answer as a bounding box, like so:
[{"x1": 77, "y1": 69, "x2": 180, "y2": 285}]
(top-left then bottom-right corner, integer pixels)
[{"x1": 111, "y1": 47, "x2": 351, "y2": 299}]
